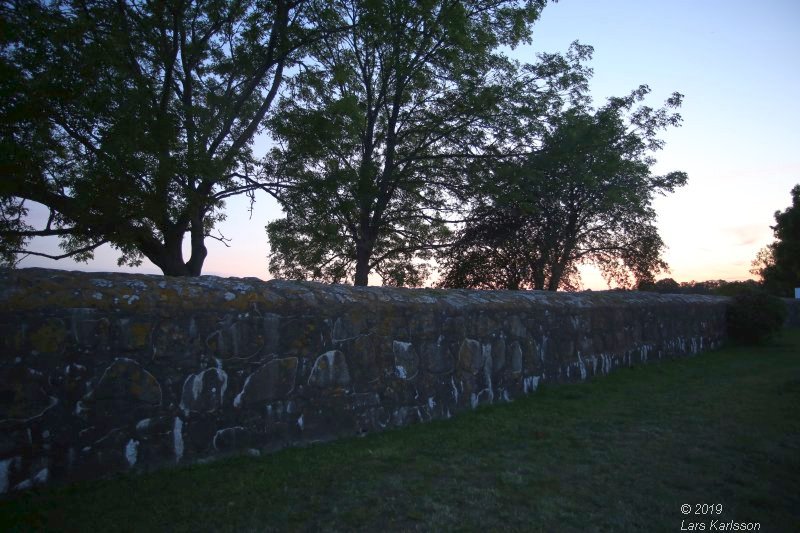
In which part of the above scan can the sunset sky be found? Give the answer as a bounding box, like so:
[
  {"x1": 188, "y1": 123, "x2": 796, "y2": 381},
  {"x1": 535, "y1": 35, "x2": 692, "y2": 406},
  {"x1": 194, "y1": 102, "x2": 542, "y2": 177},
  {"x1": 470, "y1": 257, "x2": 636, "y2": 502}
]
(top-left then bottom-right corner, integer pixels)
[{"x1": 18, "y1": 0, "x2": 800, "y2": 289}]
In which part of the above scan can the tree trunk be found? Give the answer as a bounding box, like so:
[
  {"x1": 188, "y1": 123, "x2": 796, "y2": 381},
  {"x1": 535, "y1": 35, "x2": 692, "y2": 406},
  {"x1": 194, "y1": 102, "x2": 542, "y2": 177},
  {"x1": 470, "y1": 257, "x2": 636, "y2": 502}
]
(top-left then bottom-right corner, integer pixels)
[
  {"x1": 530, "y1": 261, "x2": 546, "y2": 290},
  {"x1": 185, "y1": 213, "x2": 208, "y2": 276},
  {"x1": 546, "y1": 260, "x2": 566, "y2": 291},
  {"x1": 354, "y1": 242, "x2": 372, "y2": 286},
  {"x1": 142, "y1": 225, "x2": 207, "y2": 277}
]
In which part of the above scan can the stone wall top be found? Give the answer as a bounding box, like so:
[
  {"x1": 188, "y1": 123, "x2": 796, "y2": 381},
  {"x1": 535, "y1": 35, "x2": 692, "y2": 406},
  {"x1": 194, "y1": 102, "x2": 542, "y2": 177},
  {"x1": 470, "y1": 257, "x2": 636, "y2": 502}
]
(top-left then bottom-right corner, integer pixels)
[{"x1": 1, "y1": 267, "x2": 726, "y2": 313}]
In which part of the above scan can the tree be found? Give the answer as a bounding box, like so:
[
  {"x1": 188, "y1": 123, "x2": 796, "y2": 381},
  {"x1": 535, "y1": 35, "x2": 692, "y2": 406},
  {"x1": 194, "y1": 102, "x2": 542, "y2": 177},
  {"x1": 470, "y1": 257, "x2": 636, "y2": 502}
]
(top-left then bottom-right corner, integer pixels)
[
  {"x1": 751, "y1": 184, "x2": 800, "y2": 296},
  {"x1": 1, "y1": 0, "x2": 331, "y2": 275},
  {"x1": 265, "y1": 0, "x2": 559, "y2": 287},
  {"x1": 439, "y1": 85, "x2": 687, "y2": 291},
  {"x1": 637, "y1": 277, "x2": 680, "y2": 294}
]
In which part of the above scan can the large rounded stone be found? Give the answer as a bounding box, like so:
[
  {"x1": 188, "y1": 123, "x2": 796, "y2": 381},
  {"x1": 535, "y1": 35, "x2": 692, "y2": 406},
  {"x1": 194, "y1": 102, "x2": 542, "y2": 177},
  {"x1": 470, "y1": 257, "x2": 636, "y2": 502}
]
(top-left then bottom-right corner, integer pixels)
[
  {"x1": 331, "y1": 316, "x2": 367, "y2": 342},
  {"x1": 510, "y1": 341, "x2": 524, "y2": 374},
  {"x1": 29, "y1": 318, "x2": 67, "y2": 354},
  {"x1": 420, "y1": 337, "x2": 454, "y2": 374},
  {"x1": 457, "y1": 339, "x2": 483, "y2": 374},
  {"x1": 308, "y1": 350, "x2": 350, "y2": 388},
  {"x1": 84, "y1": 358, "x2": 161, "y2": 418},
  {"x1": 393, "y1": 341, "x2": 418, "y2": 380},
  {"x1": 0, "y1": 367, "x2": 56, "y2": 422},
  {"x1": 212, "y1": 426, "x2": 251, "y2": 453},
  {"x1": 180, "y1": 368, "x2": 228, "y2": 413},
  {"x1": 233, "y1": 357, "x2": 298, "y2": 408},
  {"x1": 205, "y1": 315, "x2": 267, "y2": 359}
]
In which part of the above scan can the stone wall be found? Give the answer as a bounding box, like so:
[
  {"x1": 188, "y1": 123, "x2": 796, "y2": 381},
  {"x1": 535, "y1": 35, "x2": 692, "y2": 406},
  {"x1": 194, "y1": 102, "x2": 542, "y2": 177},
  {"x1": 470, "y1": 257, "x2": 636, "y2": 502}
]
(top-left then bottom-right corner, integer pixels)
[
  {"x1": 784, "y1": 298, "x2": 800, "y2": 328},
  {"x1": 0, "y1": 268, "x2": 728, "y2": 495}
]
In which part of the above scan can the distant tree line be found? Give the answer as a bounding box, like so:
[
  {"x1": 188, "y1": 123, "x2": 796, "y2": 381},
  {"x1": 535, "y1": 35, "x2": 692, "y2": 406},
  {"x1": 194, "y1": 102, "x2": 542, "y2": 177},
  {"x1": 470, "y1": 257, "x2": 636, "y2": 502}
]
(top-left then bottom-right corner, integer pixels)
[
  {"x1": 2, "y1": 0, "x2": 690, "y2": 290},
  {"x1": 636, "y1": 278, "x2": 762, "y2": 297}
]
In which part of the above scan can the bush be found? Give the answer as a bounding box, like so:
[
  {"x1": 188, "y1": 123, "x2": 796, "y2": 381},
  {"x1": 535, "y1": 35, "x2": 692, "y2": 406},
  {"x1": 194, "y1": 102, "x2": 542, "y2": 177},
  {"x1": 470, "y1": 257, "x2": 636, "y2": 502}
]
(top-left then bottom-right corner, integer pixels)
[{"x1": 726, "y1": 291, "x2": 787, "y2": 344}]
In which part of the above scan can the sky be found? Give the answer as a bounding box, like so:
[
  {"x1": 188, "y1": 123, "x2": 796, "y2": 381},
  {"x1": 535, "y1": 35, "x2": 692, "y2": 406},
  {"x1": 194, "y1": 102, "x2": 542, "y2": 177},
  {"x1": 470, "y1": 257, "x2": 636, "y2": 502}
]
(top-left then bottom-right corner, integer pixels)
[{"x1": 17, "y1": 0, "x2": 800, "y2": 289}]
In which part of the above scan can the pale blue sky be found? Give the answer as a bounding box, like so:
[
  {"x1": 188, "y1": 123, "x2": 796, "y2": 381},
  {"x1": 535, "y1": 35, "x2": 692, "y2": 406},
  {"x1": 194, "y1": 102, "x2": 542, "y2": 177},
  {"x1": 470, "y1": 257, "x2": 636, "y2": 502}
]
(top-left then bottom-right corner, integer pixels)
[{"x1": 19, "y1": 0, "x2": 800, "y2": 288}]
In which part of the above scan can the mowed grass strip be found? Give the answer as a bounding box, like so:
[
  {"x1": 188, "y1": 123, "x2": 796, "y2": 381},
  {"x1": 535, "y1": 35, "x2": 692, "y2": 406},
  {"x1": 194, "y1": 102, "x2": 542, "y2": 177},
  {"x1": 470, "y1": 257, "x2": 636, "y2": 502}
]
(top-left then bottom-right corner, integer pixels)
[{"x1": 2, "y1": 330, "x2": 799, "y2": 532}]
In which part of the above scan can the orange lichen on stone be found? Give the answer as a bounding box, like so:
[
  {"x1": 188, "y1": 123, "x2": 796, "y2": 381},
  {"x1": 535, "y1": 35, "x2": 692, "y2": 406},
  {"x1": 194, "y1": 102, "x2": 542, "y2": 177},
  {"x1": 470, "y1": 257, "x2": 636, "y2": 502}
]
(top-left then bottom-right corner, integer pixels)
[
  {"x1": 129, "y1": 323, "x2": 151, "y2": 349},
  {"x1": 30, "y1": 320, "x2": 67, "y2": 354}
]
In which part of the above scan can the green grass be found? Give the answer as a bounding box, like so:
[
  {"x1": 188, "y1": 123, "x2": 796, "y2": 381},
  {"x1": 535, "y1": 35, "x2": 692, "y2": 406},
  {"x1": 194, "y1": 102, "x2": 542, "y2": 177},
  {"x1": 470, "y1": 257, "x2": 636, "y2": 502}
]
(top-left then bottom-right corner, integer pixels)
[{"x1": 3, "y1": 331, "x2": 800, "y2": 532}]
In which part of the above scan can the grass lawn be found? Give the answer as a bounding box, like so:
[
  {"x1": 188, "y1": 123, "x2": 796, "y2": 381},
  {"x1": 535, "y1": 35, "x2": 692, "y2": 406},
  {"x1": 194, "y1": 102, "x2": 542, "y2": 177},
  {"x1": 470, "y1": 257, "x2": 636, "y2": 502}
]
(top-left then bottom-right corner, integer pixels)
[{"x1": 2, "y1": 330, "x2": 799, "y2": 532}]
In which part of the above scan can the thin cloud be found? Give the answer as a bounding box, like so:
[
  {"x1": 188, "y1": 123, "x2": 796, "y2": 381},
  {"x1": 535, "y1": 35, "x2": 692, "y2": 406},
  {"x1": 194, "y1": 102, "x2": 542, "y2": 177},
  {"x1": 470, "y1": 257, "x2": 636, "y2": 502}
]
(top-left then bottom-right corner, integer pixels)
[{"x1": 726, "y1": 224, "x2": 770, "y2": 247}]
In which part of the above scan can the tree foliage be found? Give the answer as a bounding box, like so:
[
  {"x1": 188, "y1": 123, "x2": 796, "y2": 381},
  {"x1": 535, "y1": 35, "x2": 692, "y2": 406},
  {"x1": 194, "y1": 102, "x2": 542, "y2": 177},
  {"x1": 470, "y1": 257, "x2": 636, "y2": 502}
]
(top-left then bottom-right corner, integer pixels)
[
  {"x1": 750, "y1": 184, "x2": 800, "y2": 297},
  {"x1": 1, "y1": 0, "x2": 330, "y2": 275},
  {"x1": 265, "y1": 0, "x2": 560, "y2": 287},
  {"x1": 726, "y1": 291, "x2": 787, "y2": 345},
  {"x1": 439, "y1": 85, "x2": 687, "y2": 291}
]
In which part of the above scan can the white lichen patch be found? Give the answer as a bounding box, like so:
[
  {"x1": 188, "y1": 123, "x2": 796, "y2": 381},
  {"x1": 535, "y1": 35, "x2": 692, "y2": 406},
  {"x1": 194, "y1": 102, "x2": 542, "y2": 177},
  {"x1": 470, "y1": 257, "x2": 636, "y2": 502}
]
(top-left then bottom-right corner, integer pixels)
[
  {"x1": 308, "y1": 350, "x2": 350, "y2": 387},
  {"x1": 180, "y1": 367, "x2": 228, "y2": 414},
  {"x1": 470, "y1": 393, "x2": 479, "y2": 409},
  {"x1": 523, "y1": 375, "x2": 540, "y2": 394},
  {"x1": 538, "y1": 335, "x2": 549, "y2": 362},
  {"x1": 33, "y1": 468, "x2": 50, "y2": 485},
  {"x1": 173, "y1": 417, "x2": 184, "y2": 463},
  {"x1": 392, "y1": 340, "x2": 418, "y2": 380},
  {"x1": 66, "y1": 363, "x2": 86, "y2": 375},
  {"x1": 125, "y1": 439, "x2": 139, "y2": 467},
  {"x1": 124, "y1": 279, "x2": 148, "y2": 291},
  {"x1": 13, "y1": 468, "x2": 48, "y2": 492},
  {"x1": 601, "y1": 354, "x2": 612, "y2": 374},
  {"x1": 639, "y1": 344, "x2": 651, "y2": 362},
  {"x1": 0, "y1": 458, "x2": 13, "y2": 494},
  {"x1": 577, "y1": 353, "x2": 587, "y2": 381}
]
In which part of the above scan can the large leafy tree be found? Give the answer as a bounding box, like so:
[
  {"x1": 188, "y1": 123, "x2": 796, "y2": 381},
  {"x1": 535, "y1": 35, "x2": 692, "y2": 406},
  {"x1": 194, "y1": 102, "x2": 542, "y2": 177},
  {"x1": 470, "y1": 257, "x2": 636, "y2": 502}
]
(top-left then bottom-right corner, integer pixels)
[
  {"x1": 751, "y1": 184, "x2": 800, "y2": 296},
  {"x1": 265, "y1": 0, "x2": 558, "y2": 287},
  {"x1": 439, "y1": 85, "x2": 688, "y2": 291},
  {"x1": 1, "y1": 0, "x2": 331, "y2": 275}
]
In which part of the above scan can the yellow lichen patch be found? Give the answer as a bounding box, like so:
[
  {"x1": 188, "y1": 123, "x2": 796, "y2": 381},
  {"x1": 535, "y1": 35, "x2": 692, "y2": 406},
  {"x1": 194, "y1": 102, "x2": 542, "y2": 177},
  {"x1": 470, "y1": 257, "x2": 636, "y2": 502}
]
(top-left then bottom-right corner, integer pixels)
[
  {"x1": 30, "y1": 320, "x2": 67, "y2": 354},
  {"x1": 289, "y1": 323, "x2": 316, "y2": 353},
  {"x1": 129, "y1": 323, "x2": 151, "y2": 349},
  {"x1": 157, "y1": 289, "x2": 174, "y2": 303}
]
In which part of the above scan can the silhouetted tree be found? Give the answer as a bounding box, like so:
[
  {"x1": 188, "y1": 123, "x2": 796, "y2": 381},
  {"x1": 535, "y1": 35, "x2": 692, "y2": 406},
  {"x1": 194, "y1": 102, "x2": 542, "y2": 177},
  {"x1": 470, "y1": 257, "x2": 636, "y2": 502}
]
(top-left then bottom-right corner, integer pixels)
[
  {"x1": 637, "y1": 277, "x2": 680, "y2": 293},
  {"x1": 1, "y1": 0, "x2": 334, "y2": 275},
  {"x1": 751, "y1": 184, "x2": 800, "y2": 296},
  {"x1": 265, "y1": 0, "x2": 571, "y2": 286},
  {"x1": 439, "y1": 85, "x2": 687, "y2": 291}
]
